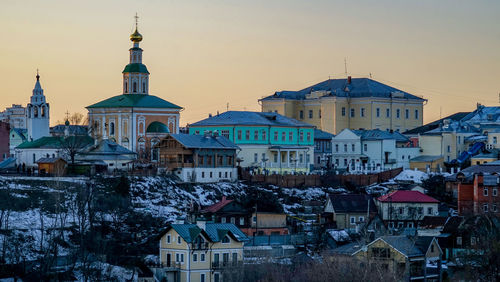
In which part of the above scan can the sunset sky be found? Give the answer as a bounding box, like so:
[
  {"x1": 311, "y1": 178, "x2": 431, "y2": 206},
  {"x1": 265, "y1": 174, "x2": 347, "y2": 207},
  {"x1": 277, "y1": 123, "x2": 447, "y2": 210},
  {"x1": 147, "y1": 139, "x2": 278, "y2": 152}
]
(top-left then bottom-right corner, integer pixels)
[{"x1": 1, "y1": 0, "x2": 499, "y2": 126}]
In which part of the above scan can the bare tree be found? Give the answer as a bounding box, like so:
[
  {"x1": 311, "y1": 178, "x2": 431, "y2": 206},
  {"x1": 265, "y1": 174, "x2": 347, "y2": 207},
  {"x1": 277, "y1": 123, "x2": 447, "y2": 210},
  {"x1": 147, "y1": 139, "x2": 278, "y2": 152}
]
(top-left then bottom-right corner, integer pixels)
[{"x1": 58, "y1": 135, "x2": 92, "y2": 165}]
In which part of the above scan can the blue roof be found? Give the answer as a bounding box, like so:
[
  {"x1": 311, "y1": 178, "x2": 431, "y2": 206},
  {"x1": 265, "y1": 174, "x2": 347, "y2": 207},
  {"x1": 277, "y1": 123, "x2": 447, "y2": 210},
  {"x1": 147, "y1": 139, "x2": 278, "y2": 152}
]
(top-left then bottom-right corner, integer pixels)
[
  {"x1": 352, "y1": 129, "x2": 409, "y2": 142},
  {"x1": 169, "y1": 134, "x2": 239, "y2": 150},
  {"x1": 169, "y1": 223, "x2": 248, "y2": 243},
  {"x1": 314, "y1": 129, "x2": 334, "y2": 140},
  {"x1": 260, "y1": 78, "x2": 426, "y2": 101},
  {"x1": 190, "y1": 111, "x2": 314, "y2": 128}
]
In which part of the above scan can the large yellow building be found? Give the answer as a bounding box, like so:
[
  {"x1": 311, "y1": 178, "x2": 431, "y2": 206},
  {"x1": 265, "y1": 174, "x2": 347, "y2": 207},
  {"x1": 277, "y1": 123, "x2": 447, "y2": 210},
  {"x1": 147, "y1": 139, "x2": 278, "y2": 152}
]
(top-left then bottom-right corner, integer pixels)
[{"x1": 260, "y1": 77, "x2": 426, "y2": 134}]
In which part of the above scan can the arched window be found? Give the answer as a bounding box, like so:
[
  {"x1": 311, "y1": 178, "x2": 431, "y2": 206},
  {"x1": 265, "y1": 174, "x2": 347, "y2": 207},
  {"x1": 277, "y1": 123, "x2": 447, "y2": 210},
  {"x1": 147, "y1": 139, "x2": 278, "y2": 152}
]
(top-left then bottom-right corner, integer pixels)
[
  {"x1": 142, "y1": 82, "x2": 146, "y2": 93},
  {"x1": 151, "y1": 139, "x2": 160, "y2": 161},
  {"x1": 34, "y1": 107, "x2": 38, "y2": 117},
  {"x1": 110, "y1": 122, "x2": 115, "y2": 135},
  {"x1": 125, "y1": 81, "x2": 128, "y2": 93},
  {"x1": 41, "y1": 106, "x2": 45, "y2": 117},
  {"x1": 133, "y1": 82, "x2": 137, "y2": 93}
]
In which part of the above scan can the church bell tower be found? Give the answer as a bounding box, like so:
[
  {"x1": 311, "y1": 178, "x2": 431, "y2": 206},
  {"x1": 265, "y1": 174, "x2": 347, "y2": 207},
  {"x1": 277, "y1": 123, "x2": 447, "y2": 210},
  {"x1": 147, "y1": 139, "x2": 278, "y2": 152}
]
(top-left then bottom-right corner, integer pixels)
[
  {"x1": 26, "y1": 71, "x2": 50, "y2": 141},
  {"x1": 122, "y1": 14, "x2": 150, "y2": 95}
]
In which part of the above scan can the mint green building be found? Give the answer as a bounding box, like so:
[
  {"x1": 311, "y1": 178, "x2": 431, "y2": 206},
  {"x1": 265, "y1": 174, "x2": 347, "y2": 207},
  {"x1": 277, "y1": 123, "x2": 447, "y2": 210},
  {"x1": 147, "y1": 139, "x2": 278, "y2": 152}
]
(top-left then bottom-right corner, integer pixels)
[{"x1": 189, "y1": 111, "x2": 315, "y2": 174}]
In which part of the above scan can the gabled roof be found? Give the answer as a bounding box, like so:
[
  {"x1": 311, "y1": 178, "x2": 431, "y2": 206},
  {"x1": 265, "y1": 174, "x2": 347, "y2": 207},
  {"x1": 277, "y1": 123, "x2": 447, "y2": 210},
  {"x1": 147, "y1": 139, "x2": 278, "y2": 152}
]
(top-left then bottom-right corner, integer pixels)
[
  {"x1": 352, "y1": 129, "x2": 409, "y2": 142},
  {"x1": 86, "y1": 94, "x2": 182, "y2": 109},
  {"x1": 169, "y1": 134, "x2": 239, "y2": 150},
  {"x1": 36, "y1": 157, "x2": 66, "y2": 164},
  {"x1": 50, "y1": 124, "x2": 88, "y2": 135},
  {"x1": 371, "y1": 236, "x2": 423, "y2": 258},
  {"x1": 200, "y1": 197, "x2": 234, "y2": 213},
  {"x1": 190, "y1": 111, "x2": 314, "y2": 128},
  {"x1": 168, "y1": 223, "x2": 248, "y2": 243},
  {"x1": 377, "y1": 190, "x2": 439, "y2": 203},
  {"x1": 260, "y1": 77, "x2": 426, "y2": 102},
  {"x1": 328, "y1": 194, "x2": 376, "y2": 213},
  {"x1": 11, "y1": 128, "x2": 27, "y2": 141},
  {"x1": 16, "y1": 136, "x2": 94, "y2": 149},
  {"x1": 314, "y1": 129, "x2": 335, "y2": 140},
  {"x1": 403, "y1": 112, "x2": 471, "y2": 135},
  {"x1": 79, "y1": 139, "x2": 136, "y2": 155}
]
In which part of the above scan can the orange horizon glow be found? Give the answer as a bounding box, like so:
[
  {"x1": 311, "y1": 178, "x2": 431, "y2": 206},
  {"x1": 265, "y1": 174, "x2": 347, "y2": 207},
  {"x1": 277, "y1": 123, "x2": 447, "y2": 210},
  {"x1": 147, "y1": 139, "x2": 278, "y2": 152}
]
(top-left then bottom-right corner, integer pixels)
[{"x1": 1, "y1": 0, "x2": 499, "y2": 127}]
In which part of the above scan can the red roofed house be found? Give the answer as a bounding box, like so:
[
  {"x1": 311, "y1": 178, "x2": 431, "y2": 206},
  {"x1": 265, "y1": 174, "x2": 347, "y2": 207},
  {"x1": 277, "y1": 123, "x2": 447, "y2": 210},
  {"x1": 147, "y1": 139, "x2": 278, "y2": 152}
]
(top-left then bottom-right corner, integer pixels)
[{"x1": 376, "y1": 191, "x2": 439, "y2": 230}]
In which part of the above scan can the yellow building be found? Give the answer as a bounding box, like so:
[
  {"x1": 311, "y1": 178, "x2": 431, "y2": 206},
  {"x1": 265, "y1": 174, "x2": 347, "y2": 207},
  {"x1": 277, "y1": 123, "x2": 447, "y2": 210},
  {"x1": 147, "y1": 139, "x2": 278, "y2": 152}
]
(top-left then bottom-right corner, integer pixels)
[
  {"x1": 158, "y1": 221, "x2": 247, "y2": 282},
  {"x1": 259, "y1": 77, "x2": 426, "y2": 134}
]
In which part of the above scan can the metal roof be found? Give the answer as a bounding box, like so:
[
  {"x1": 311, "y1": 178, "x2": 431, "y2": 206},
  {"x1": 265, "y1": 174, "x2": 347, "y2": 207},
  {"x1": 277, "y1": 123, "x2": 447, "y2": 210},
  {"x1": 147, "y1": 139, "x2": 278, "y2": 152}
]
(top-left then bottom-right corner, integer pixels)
[
  {"x1": 87, "y1": 94, "x2": 182, "y2": 109},
  {"x1": 328, "y1": 194, "x2": 376, "y2": 213},
  {"x1": 352, "y1": 129, "x2": 409, "y2": 142},
  {"x1": 190, "y1": 111, "x2": 314, "y2": 128},
  {"x1": 16, "y1": 136, "x2": 94, "y2": 149},
  {"x1": 169, "y1": 223, "x2": 248, "y2": 243},
  {"x1": 314, "y1": 129, "x2": 335, "y2": 140},
  {"x1": 169, "y1": 133, "x2": 239, "y2": 150},
  {"x1": 260, "y1": 78, "x2": 426, "y2": 102}
]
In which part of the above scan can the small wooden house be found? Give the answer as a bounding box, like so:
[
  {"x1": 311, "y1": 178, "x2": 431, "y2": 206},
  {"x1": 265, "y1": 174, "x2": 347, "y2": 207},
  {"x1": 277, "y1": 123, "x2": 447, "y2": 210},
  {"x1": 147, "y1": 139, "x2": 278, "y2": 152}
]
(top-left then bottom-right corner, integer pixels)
[{"x1": 37, "y1": 157, "x2": 67, "y2": 176}]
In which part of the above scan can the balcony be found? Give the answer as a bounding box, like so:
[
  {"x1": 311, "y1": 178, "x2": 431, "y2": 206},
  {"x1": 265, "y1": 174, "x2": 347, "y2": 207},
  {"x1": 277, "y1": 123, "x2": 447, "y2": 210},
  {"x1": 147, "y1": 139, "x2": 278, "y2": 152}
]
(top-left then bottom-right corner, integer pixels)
[
  {"x1": 212, "y1": 261, "x2": 240, "y2": 269},
  {"x1": 191, "y1": 242, "x2": 209, "y2": 250},
  {"x1": 161, "y1": 262, "x2": 181, "y2": 271},
  {"x1": 267, "y1": 162, "x2": 309, "y2": 169}
]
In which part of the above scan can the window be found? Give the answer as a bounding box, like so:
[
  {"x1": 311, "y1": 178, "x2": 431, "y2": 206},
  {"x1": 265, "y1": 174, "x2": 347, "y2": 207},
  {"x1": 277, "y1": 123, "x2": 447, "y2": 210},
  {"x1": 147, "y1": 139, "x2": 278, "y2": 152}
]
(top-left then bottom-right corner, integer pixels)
[
  {"x1": 484, "y1": 188, "x2": 488, "y2": 196},
  {"x1": 415, "y1": 109, "x2": 419, "y2": 119},
  {"x1": 493, "y1": 188, "x2": 498, "y2": 196},
  {"x1": 319, "y1": 110, "x2": 321, "y2": 118},
  {"x1": 364, "y1": 144, "x2": 367, "y2": 152},
  {"x1": 299, "y1": 110, "x2": 304, "y2": 119},
  {"x1": 253, "y1": 216, "x2": 257, "y2": 223},
  {"x1": 358, "y1": 216, "x2": 364, "y2": 222},
  {"x1": 361, "y1": 108, "x2": 365, "y2": 117},
  {"x1": 407, "y1": 222, "x2": 414, "y2": 228},
  {"x1": 494, "y1": 137, "x2": 498, "y2": 144},
  {"x1": 399, "y1": 207, "x2": 404, "y2": 215},
  {"x1": 222, "y1": 236, "x2": 230, "y2": 243},
  {"x1": 299, "y1": 131, "x2": 303, "y2": 141},
  {"x1": 142, "y1": 82, "x2": 146, "y2": 92},
  {"x1": 237, "y1": 130, "x2": 242, "y2": 140},
  {"x1": 493, "y1": 204, "x2": 497, "y2": 212},
  {"x1": 195, "y1": 130, "x2": 200, "y2": 135},
  {"x1": 405, "y1": 109, "x2": 409, "y2": 119},
  {"x1": 262, "y1": 130, "x2": 266, "y2": 140},
  {"x1": 430, "y1": 244, "x2": 434, "y2": 252},
  {"x1": 344, "y1": 144, "x2": 348, "y2": 152},
  {"x1": 458, "y1": 136, "x2": 461, "y2": 144},
  {"x1": 300, "y1": 154, "x2": 303, "y2": 163},
  {"x1": 202, "y1": 172, "x2": 205, "y2": 178},
  {"x1": 261, "y1": 153, "x2": 266, "y2": 162},
  {"x1": 483, "y1": 204, "x2": 488, "y2": 212},
  {"x1": 306, "y1": 132, "x2": 311, "y2": 142},
  {"x1": 133, "y1": 82, "x2": 137, "y2": 92},
  {"x1": 371, "y1": 248, "x2": 390, "y2": 258},
  {"x1": 456, "y1": 236, "x2": 462, "y2": 245},
  {"x1": 281, "y1": 132, "x2": 286, "y2": 141},
  {"x1": 209, "y1": 172, "x2": 213, "y2": 178},
  {"x1": 376, "y1": 108, "x2": 380, "y2": 117},
  {"x1": 427, "y1": 207, "x2": 433, "y2": 215},
  {"x1": 306, "y1": 154, "x2": 310, "y2": 163},
  {"x1": 233, "y1": 252, "x2": 238, "y2": 262},
  {"x1": 201, "y1": 253, "x2": 205, "y2": 261},
  {"x1": 33, "y1": 153, "x2": 36, "y2": 163},
  {"x1": 350, "y1": 216, "x2": 356, "y2": 224},
  {"x1": 274, "y1": 131, "x2": 278, "y2": 141},
  {"x1": 273, "y1": 153, "x2": 278, "y2": 163},
  {"x1": 181, "y1": 254, "x2": 184, "y2": 262},
  {"x1": 245, "y1": 130, "x2": 250, "y2": 140},
  {"x1": 341, "y1": 107, "x2": 346, "y2": 116},
  {"x1": 351, "y1": 144, "x2": 355, "y2": 152},
  {"x1": 176, "y1": 253, "x2": 179, "y2": 262},
  {"x1": 343, "y1": 159, "x2": 348, "y2": 166},
  {"x1": 289, "y1": 132, "x2": 293, "y2": 141},
  {"x1": 350, "y1": 109, "x2": 355, "y2": 117},
  {"x1": 308, "y1": 110, "x2": 313, "y2": 119},
  {"x1": 193, "y1": 253, "x2": 198, "y2": 262},
  {"x1": 447, "y1": 145, "x2": 451, "y2": 153},
  {"x1": 471, "y1": 237, "x2": 477, "y2": 245},
  {"x1": 177, "y1": 236, "x2": 181, "y2": 244},
  {"x1": 396, "y1": 109, "x2": 400, "y2": 119},
  {"x1": 167, "y1": 235, "x2": 171, "y2": 244},
  {"x1": 221, "y1": 217, "x2": 226, "y2": 223},
  {"x1": 109, "y1": 122, "x2": 115, "y2": 135},
  {"x1": 335, "y1": 144, "x2": 339, "y2": 152},
  {"x1": 254, "y1": 130, "x2": 259, "y2": 140},
  {"x1": 214, "y1": 273, "x2": 220, "y2": 282},
  {"x1": 239, "y1": 217, "x2": 245, "y2": 225},
  {"x1": 200, "y1": 274, "x2": 205, "y2": 282},
  {"x1": 230, "y1": 217, "x2": 235, "y2": 224},
  {"x1": 386, "y1": 108, "x2": 390, "y2": 118},
  {"x1": 254, "y1": 153, "x2": 258, "y2": 163}
]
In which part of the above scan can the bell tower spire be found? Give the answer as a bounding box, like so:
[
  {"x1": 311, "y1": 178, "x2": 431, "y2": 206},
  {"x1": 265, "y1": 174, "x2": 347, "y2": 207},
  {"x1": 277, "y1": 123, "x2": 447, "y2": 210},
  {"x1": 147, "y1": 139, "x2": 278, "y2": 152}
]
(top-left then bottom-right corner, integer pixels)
[{"x1": 122, "y1": 13, "x2": 149, "y2": 95}]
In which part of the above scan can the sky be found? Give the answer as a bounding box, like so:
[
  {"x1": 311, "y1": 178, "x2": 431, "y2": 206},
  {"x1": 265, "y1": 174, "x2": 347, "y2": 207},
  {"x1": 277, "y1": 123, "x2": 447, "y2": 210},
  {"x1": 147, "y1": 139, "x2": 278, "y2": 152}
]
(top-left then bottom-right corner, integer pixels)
[{"x1": 1, "y1": 0, "x2": 499, "y2": 126}]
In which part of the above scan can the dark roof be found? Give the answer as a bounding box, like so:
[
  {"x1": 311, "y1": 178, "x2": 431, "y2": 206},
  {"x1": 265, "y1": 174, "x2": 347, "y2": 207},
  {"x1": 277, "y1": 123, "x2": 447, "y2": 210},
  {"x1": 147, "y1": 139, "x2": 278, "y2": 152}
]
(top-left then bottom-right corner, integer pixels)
[
  {"x1": 86, "y1": 94, "x2": 182, "y2": 109},
  {"x1": 442, "y1": 216, "x2": 464, "y2": 233},
  {"x1": 260, "y1": 77, "x2": 426, "y2": 102},
  {"x1": 201, "y1": 197, "x2": 233, "y2": 213},
  {"x1": 377, "y1": 191, "x2": 439, "y2": 203},
  {"x1": 78, "y1": 139, "x2": 136, "y2": 156},
  {"x1": 169, "y1": 223, "x2": 248, "y2": 243},
  {"x1": 314, "y1": 129, "x2": 335, "y2": 140},
  {"x1": 50, "y1": 124, "x2": 88, "y2": 135},
  {"x1": 146, "y1": 121, "x2": 169, "y2": 133},
  {"x1": 122, "y1": 63, "x2": 149, "y2": 74},
  {"x1": 420, "y1": 216, "x2": 448, "y2": 228},
  {"x1": 36, "y1": 157, "x2": 66, "y2": 164},
  {"x1": 16, "y1": 136, "x2": 94, "y2": 149},
  {"x1": 169, "y1": 134, "x2": 239, "y2": 150},
  {"x1": 328, "y1": 194, "x2": 376, "y2": 213},
  {"x1": 378, "y1": 236, "x2": 423, "y2": 257},
  {"x1": 352, "y1": 129, "x2": 409, "y2": 142},
  {"x1": 410, "y1": 155, "x2": 443, "y2": 162},
  {"x1": 403, "y1": 112, "x2": 471, "y2": 135},
  {"x1": 190, "y1": 111, "x2": 314, "y2": 128}
]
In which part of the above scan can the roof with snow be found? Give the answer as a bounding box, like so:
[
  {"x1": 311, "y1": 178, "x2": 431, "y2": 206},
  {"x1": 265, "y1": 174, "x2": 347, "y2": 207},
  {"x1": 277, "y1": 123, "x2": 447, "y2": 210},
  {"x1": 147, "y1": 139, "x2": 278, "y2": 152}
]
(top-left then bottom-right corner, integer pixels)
[
  {"x1": 328, "y1": 194, "x2": 376, "y2": 213},
  {"x1": 190, "y1": 111, "x2": 314, "y2": 128},
  {"x1": 165, "y1": 223, "x2": 248, "y2": 243},
  {"x1": 169, "y1": 133, "x2": 239, "y2": 150},
  {"x1": 377, "y1": 190, "x2": 439, "y2": 203},
  {"x1": 259, "y1": 78, "x2": 426, "y2": 102},
  {"x1": 200, "y1": 197, "x2": 234, "y2": 213},
  {"x1": 403, "y1": 112, "x2": 471, "y2": 135},
  {"x1": 359, "y1": 236, "x2": 437, "y2": 258},
  {"x1": 352, "y1": 129, "x2": 409, "y2": 142}
]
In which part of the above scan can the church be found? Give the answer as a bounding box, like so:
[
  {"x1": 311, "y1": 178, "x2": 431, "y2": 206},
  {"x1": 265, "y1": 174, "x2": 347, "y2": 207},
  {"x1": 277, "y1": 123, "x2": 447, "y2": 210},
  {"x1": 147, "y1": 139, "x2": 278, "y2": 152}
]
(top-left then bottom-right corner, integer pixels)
[{"x1": 86, "y1": 19, "x2": 182, "y2": 160}]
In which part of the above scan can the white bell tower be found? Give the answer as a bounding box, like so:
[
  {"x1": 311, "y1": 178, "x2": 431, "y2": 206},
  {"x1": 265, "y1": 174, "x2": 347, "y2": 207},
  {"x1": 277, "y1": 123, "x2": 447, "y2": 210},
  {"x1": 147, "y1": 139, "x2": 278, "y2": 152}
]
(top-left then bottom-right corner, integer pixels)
[{"x1": 26, "y1": 70, "x2": 50, "y2": 141}]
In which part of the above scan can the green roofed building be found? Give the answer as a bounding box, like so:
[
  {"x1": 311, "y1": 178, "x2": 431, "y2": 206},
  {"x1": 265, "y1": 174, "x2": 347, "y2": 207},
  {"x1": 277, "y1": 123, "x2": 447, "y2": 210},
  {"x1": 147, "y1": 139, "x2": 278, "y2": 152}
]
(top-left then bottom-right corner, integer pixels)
[{"x1": 86, "y1": 17, "x2": 183, "y2": 160}]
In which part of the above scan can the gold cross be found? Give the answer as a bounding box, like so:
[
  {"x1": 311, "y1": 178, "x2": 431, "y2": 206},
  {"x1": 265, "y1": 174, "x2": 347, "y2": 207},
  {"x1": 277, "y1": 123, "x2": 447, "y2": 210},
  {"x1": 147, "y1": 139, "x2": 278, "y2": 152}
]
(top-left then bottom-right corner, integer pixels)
[{"x1": 134, "y1": 13, "x2": 139, "y2": 28}]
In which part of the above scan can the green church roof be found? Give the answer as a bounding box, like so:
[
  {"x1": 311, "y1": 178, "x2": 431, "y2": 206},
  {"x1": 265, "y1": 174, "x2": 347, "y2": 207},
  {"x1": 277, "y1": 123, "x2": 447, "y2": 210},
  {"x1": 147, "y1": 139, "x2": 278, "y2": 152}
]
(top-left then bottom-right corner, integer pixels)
[
  {"x1": 122, "y1": 63, "x2": 149, "y2": 74},
  {"x1": 16, "y1": 136, "x2": 93, "y2": 149},
  {"x1": 146, "y1": 121, "x2": 169, "y2": 133},
  {"x1": 86, "y1": 94, "x2": 182, "y2": 109}
]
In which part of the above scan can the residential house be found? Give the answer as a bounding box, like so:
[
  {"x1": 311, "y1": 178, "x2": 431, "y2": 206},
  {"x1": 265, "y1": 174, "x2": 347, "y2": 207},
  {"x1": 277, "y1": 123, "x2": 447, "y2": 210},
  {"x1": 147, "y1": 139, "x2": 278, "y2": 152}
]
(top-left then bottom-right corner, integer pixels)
[
  {"x1": 376, "y1": 190, "x2": 440, "y2": 230},
  {"x1": 156, "y1": 133, "x2": 238, "y2": 182},
  {"x1": 158, "y1": 221, "x2": 247, "y2": 282},
  {"x1": 259, "y1": 77, "x2": 426, "y2": 134},
  {"x1": 37, "y1": 157, "x2": 67, "y2": 176},
  {"x1": 188, "y1": 111, "x2": 315, "y2": 174},
  {"x1": 0, "y1": 104, "x2": 27, "y2": 129},
  {"x1": 9, "y1": 128, "x2": 27, "y2": 157},
  {"x1": 352, "y1": 235, "x2": 442, "y2": 281},
  {"x1": 15, "y1": 136, "x2": 93, "y2": 168},
  {"x1": 313, "y1": 129, "x2": 334, "y2": 170},
  {"x1": 198, "y1": 197, "x2": 251, "y2": 230},
  {"x1": 247, "y1": 212, "x2": 289, "y2": 236},
  {"x1": 331, "y1": 128, "x2": 419, "y2": 171},
  {"x1": 0, "y1": 121, "x2": 10, "y2": 161},
  {"x1": 323, "y1": 194, "x2": 377, "y2": 231},
  {"x1": 470, "y1": 148, "x2": 499, "y2": 165},
  {"x1": 75, "y1": 139, "x2": 137, "y2": 172},
  {"x1": 409, "y1": 155, "x2": 445, "y2": 173}
]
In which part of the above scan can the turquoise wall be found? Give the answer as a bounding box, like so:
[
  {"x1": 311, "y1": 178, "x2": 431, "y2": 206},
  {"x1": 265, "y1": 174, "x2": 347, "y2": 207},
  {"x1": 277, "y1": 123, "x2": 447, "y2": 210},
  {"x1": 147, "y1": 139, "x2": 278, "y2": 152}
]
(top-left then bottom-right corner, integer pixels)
[{"x1": 188, "y1": 125, "x2": 314, "y2": 146}]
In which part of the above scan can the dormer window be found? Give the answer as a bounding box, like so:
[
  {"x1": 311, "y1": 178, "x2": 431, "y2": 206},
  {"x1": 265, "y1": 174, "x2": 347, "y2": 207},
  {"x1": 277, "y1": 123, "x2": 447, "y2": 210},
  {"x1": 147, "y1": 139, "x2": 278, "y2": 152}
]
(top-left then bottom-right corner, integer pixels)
[{"x1": 222, "y1": 236, "x2": 230, "y2": 243}]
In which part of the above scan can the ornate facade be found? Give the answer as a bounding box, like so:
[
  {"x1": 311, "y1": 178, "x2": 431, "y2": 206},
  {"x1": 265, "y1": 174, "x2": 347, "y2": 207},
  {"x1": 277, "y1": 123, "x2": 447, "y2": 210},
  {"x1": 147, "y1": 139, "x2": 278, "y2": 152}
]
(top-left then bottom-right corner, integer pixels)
[
  {"x1": 86, "y1": 20, "x2": 182, "y2": 160},
  {"x1": 26, "y1": 72, "x2": 50, "y2": 141}
]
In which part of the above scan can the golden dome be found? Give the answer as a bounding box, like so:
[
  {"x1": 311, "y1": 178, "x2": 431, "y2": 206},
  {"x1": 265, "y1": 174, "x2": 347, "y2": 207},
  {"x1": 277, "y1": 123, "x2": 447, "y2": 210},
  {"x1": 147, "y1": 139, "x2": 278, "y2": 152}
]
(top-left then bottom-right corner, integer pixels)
[{"x1": 130, "y1": 28, "x2": 143, "y2": 43}]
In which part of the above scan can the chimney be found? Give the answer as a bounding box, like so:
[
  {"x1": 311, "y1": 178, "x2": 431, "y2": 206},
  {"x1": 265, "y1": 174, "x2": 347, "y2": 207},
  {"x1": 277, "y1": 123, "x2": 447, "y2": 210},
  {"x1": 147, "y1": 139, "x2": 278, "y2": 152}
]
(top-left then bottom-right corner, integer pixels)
[
  {"x1": 222, "y1": 196, "x2": 226, "y2": 202},
  {"x1": 347, "y1": 76, "x2": 352, "y2": 84},
  {"x1": 208, "y1": 113, "x2": 212, "y2": 118}
]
